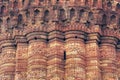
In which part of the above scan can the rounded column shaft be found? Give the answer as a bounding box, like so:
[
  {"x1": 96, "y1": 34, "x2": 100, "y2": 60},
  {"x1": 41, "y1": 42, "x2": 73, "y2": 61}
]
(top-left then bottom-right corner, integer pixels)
[
  {"x1": 27, "y1": 32, "x2": 47, "y2": 80},
  {"x1": 0, "y1": 40, "x2": 16, "y2": 80},
  {"x1": 100, "y1": 37, "x2": 118, "y2": 80},
  {"x1": 65, "y1": 31, "x2": 86, "y2": 80},
  {"x1": 27, "y1": 40, "x2": 47, "y2": 80}
]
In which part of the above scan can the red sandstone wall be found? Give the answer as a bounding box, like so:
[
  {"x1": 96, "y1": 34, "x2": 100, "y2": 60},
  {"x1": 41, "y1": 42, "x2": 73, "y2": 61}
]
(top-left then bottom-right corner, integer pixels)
[{"x1": 0, "y1": 0, "x2": 119, "y2": 80}]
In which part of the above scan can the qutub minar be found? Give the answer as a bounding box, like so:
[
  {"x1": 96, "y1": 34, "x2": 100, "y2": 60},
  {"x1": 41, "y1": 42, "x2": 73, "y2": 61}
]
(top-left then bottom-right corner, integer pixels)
[{"x1": 0, "y1": 0, "x2": 120, "y2": 80}]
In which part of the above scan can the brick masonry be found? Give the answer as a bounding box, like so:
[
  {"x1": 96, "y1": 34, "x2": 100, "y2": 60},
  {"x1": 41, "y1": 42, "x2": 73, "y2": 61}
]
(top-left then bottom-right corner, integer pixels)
[{"x1": 0, "y1": 0, "x2": 120, "y2": 80}]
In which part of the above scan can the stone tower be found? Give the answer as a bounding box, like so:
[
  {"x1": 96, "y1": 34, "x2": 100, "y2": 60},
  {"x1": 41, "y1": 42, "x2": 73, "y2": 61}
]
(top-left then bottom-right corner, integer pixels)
[{"x1": 0, "y1": 0, "x2": 120, "y2": 80}]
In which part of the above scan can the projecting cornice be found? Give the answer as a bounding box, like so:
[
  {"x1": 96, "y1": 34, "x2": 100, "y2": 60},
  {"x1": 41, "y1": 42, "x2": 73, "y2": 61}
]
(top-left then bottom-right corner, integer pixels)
[
  {"x1": 101, "y1": 36, "x2": 119, "y2": 45},
  {"x1": 26, "y1": 31, "x2": 47, "y2": 43}
]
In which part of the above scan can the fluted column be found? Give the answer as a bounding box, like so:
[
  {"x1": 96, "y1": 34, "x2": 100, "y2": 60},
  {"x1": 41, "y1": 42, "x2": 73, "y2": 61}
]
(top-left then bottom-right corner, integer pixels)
[
  {"x1": 100, "y1": 37, "x2": 118, "y2": 80},
  {"x1": 86, "y1": 33, "x2": 101, "y2": 80},
  {"x1": 0, "y1": 40, "x2": 16, "y2": 80},
  {"x1": 27, "y1": 32, "x2": 47, "y2": 80},
  {"x1": 15, "y1": 36, "x2": 28, "y2": 80},
  {"x1": 65, "y1": 31, "x2": 86, "y2": 80},
  {"x1": 47, "y1": 31, "x2": 64, "y2": 80}
]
